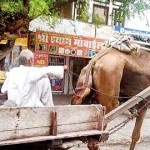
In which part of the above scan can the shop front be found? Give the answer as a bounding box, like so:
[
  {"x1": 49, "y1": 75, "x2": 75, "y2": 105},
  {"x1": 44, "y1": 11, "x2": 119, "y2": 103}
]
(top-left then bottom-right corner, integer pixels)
[{"x1": 34, "y1": 30, "x2": 105, "y2": 94}]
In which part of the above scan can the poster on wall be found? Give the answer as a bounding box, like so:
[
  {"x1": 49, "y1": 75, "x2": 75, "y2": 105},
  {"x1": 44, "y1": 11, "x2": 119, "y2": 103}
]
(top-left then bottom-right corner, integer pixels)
[
  {"x1": 48, "y1": 55, "x2": 65, "y2": 92},
  {"x1": 50, "y1": 77, "x2": 63, "y2": 92},
  {"x1": 35, "y1": 30, "x2": 106, "y2": 58},
  {"x1": 34, "y1": 53, "x2": 48, "y2": 67}
]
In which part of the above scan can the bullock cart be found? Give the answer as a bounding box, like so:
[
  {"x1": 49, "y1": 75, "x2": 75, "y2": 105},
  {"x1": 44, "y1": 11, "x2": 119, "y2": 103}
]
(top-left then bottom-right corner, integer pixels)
[{"x1": 0, "y1": 104, "x2": 108, "y2": 149}]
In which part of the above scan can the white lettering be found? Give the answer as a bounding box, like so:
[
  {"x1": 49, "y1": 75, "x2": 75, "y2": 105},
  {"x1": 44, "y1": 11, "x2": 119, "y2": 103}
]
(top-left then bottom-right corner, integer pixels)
[
  {"x1": 51, "y1": 36, "x2": 72, "y2": 45},
  {"x1": 37, "y1": 33, "x2": 48, "y2": 43},
  {"x1": 74, "y1": 38, "x2": 83, "y2": 47}
]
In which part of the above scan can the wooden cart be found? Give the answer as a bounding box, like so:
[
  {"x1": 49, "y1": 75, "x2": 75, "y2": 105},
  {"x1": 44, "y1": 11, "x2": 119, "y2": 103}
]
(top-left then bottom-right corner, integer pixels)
[{"x1": 0, "y1": 105, "x2": 108, "y2": 149}]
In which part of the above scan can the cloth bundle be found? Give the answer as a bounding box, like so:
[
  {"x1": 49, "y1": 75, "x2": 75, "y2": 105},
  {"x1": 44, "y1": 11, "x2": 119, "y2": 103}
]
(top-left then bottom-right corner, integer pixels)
[{"x1": 106, "y1": 35, "x2": 140, "y2": 54}]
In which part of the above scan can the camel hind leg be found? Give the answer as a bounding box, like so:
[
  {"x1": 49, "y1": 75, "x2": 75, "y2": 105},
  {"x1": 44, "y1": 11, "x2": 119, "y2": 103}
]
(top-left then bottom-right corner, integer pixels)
[
  {"x1": 87, "y1": 138, "x2": 100, "y2": 150},
  {"x1": 130, "y1": 101, "x2": 148, "y2": 150}
]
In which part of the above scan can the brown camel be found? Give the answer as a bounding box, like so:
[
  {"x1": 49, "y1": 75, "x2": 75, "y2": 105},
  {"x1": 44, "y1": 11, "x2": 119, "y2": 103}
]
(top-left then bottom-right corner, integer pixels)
[{"x1": 71, "y1": 47, "x2": 150, "y2": 150}]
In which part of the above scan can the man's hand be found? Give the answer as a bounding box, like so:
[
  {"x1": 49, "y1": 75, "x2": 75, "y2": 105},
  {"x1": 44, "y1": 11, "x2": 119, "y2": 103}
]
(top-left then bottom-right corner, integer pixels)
[{"x1": 64, "y1": 65, "x2": 69, "y2": 73}]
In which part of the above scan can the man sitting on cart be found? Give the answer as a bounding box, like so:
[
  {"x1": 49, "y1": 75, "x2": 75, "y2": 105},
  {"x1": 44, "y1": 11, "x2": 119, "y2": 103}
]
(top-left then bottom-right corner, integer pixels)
[{"x1": 1, "y1": 49, "x2": 68, "y2": 107}]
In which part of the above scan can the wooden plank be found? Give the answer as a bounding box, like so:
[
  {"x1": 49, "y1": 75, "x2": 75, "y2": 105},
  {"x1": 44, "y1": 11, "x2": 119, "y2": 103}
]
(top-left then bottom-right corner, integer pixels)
[
  {"x1": 51, "y1": 111, "x2": 57, "y2": 135},
  {"x1": 0, "y1": 121, "x2": 99, "y2": 141},
  {"x1": 104, "y1": 86, "x2": 150, "y2": 125},
  {"x1": 0, "y1": 127, "x2": 50, "y2": 141},
  {"x1": 0, "y1": 105, "x2": 102, "y2": 131},
  {"x1": 0, "y1": 122, "x2": 98, "y2": 141},
  {"x1": 0, "y1": 105, "x2": 105, "y2": 141},
  {"x1": 97, "y1": 106, "x2": 106, "y2": 131},
  {"x1": 0, "y1": 130, "x2": 108, "y2": 146}
]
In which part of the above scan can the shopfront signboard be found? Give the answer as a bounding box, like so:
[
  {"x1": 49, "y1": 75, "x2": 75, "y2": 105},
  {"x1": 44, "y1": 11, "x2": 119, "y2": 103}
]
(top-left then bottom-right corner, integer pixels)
[
  {"x1": 114, "y1": 26, "x2": 150, "y2": 44},
  {"x1": 0, "y1": 38, "x2": 28, "y2": 45},
  {"x1": 35, "y1": 30, "x2": 105, "y2": 58},
  {"x1": 114, "y1": 26, "x2": 150, "y2": 35},
  {"x1": 34, "y1": 53, "x2": 48, "y2": 67},
  {"x1": 15, "y1": 38, "x2": 28, "y2": 46}
]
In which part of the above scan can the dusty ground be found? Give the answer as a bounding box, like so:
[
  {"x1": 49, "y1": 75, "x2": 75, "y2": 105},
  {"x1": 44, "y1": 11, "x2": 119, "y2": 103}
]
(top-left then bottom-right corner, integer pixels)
[{"x1": 53, "y1": 94, "x2": 150, "y2": 150}]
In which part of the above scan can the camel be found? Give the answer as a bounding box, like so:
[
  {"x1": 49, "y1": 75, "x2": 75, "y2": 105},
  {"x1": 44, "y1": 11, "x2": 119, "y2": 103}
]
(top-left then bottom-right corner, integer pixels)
[{"x1": 71, "y1": 42, "x2": 150, "y2": 150}]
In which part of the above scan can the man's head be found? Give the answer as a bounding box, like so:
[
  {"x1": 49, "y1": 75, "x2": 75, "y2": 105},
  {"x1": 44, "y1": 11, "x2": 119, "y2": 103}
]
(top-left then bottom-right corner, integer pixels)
[{"x1": 19, "y1": 49, "x2": 34, "y2": 66}]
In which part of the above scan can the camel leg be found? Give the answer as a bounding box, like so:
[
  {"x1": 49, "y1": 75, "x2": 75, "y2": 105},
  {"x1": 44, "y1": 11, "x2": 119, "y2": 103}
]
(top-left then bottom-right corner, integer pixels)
[
  {"x1": 87, "y1": 138, "x2": 100, "y2": 150},
  {"x1": 130, "y1": 102, "x2": 148, "y2": 150}
]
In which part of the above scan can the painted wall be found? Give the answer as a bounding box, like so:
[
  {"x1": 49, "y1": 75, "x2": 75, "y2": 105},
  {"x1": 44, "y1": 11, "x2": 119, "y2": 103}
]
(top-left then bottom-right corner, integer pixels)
[{"x1": 29, "y1": 17, "x2": 113, "y2": 39}]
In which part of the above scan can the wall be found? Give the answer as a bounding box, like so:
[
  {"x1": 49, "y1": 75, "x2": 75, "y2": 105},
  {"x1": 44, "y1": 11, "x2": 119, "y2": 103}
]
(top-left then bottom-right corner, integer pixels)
[{"x1": 29, "y1": 17, "x2": 113, "y2": 39}]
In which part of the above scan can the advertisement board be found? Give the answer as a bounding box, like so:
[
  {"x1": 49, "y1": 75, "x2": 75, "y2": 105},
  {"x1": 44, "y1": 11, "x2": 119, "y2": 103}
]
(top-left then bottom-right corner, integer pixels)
[
  {"x1": 114, "y1": 26, "x2": 150, "y2": 35},
  {"x1": 35, "y1": 30, "x2": 105, "y2": 58},
  {"x1": 34, "y1": 53, "x2": 48, "y2": 67}
]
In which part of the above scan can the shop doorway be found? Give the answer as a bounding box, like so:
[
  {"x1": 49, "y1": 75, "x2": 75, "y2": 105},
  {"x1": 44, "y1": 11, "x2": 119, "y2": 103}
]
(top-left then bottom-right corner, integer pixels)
[{"x1": 72, "y1": 57, "x2": 90, "y2": 89}]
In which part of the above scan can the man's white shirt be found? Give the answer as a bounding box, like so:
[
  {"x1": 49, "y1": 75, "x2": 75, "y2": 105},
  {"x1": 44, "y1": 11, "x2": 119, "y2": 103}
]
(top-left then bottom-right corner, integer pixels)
[{"x1": 1, "y1": 65, "x2": 64, "y2": 107}]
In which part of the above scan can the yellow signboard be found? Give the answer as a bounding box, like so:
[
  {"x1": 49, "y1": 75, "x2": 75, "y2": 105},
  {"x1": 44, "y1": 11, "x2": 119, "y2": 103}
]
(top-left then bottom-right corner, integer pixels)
[{"x1": 15, "y1": 38, "x2": 28, "y2": 46}]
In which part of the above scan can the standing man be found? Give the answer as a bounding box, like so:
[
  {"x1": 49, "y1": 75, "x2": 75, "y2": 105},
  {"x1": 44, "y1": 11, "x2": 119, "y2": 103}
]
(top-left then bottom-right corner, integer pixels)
[{"x1": 1, "y1": 49, "x2": 68, "y2": 107}]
